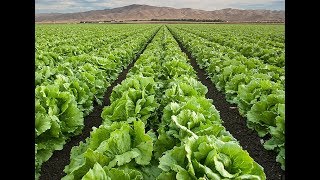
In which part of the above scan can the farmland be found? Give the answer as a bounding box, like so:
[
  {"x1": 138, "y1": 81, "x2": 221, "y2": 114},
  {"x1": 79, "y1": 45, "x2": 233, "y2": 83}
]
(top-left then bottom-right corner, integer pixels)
[{"x1": 35, "y1": 24, "x2": 285, "y2": 180}]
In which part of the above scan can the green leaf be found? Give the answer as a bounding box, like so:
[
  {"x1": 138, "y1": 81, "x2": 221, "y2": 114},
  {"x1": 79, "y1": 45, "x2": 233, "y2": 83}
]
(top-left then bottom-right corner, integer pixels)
[
  {"x1": 35, "y1": 113, "x2": 52, "y2": 136},
  {"x1": 107, "y1": 150, "x2": 139, "y2": 168},
  {"x1": 156, "y1": 172, "x2": 176, "y2": 180},
  {"x1": 82, "y1": 163, "x2": 109, "y2": 180}
]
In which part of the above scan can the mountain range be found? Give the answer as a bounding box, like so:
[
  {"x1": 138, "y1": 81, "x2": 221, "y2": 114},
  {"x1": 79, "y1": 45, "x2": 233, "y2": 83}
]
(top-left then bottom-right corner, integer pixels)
[{"x1": 35, "y1": 4, "x2": 285, "y2": 23}]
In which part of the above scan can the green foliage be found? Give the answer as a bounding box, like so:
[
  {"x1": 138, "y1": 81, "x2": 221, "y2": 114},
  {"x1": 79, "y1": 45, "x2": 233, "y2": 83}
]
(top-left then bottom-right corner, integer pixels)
[
  {"x1": 45, "y1": 25, "x2": 267, "y2": 179},
  {"x1": 35, "y1": 24, "x2": 161, "y2": 179},
  {"x1": 101, "y1": 84, "x2": 159, "y2": 126},
  {"x1": 168, "y1": 24, "x2": 285, "y2": 170},
  {"x1": 158, "y1": 136, "x2": 266, "y2": 180},
  {"x1": 63, "y1": 121, "x2": 153, "y2": 179}
]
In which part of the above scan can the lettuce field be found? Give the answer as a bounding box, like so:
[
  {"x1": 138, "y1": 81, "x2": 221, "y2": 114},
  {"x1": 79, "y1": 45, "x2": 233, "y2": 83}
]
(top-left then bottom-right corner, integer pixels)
[{"x1": 35, "y1": 24, "x2": 285, "y2": 180}]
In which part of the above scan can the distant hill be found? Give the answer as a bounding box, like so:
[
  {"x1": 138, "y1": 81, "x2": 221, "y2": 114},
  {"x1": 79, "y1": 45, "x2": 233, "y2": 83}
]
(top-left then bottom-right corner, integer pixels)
[{"x1": 35, "y1": 4, "x2": 285, "y2": 23}]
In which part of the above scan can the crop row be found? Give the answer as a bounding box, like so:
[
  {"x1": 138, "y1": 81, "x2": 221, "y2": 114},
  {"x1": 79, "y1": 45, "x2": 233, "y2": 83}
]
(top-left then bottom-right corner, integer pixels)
[
  {"x1": 36, "y1": 25, "x2": 158, "y2": 86},
  {"x1": 168, "y1": 25, "x2": 285, "y2": 170},
  {"x1": 172, "y1": 24, "x2": 285, "y2": 67},
  {"x1": 36, "y1": 24, "x2": 157, "y2": 56},
  {"x1": 35, "y1": 24, "x2": 161, "y2": 179},
  {"x1": 61, "y1": 26, "x2": 266, "y2": 180},
  {"x1": 175, "y1": 24, "x2": 284, "y2": 46}
]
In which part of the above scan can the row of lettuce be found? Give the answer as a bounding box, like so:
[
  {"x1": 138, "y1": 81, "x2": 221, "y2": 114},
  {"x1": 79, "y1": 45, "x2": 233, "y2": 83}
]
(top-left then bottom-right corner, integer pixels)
[
  {"x1": 35, "y1": 24, "x2": 161, "y2": 179},
  {"x1": 167, "y1": 25, "x2": 285, "y2": 170},
  {"x1": 36, "y1": 24, "x2": 156, "y2": 57},
  {"x1": 35, "y1": 25, "x2": 158, "y2": 86},
  {"x1": 171, "y1": 24, "x2": 284, "y2": 68},
  {"x1": 61, "y1": 26, "x2": 266, "y2": 179}
]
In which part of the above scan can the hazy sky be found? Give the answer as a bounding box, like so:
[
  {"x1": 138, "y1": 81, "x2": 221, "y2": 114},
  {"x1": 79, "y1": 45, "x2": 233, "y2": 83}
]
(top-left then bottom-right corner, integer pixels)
[{"x1": 35, "y1": 0, "x2": 285, "y2": 14}]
